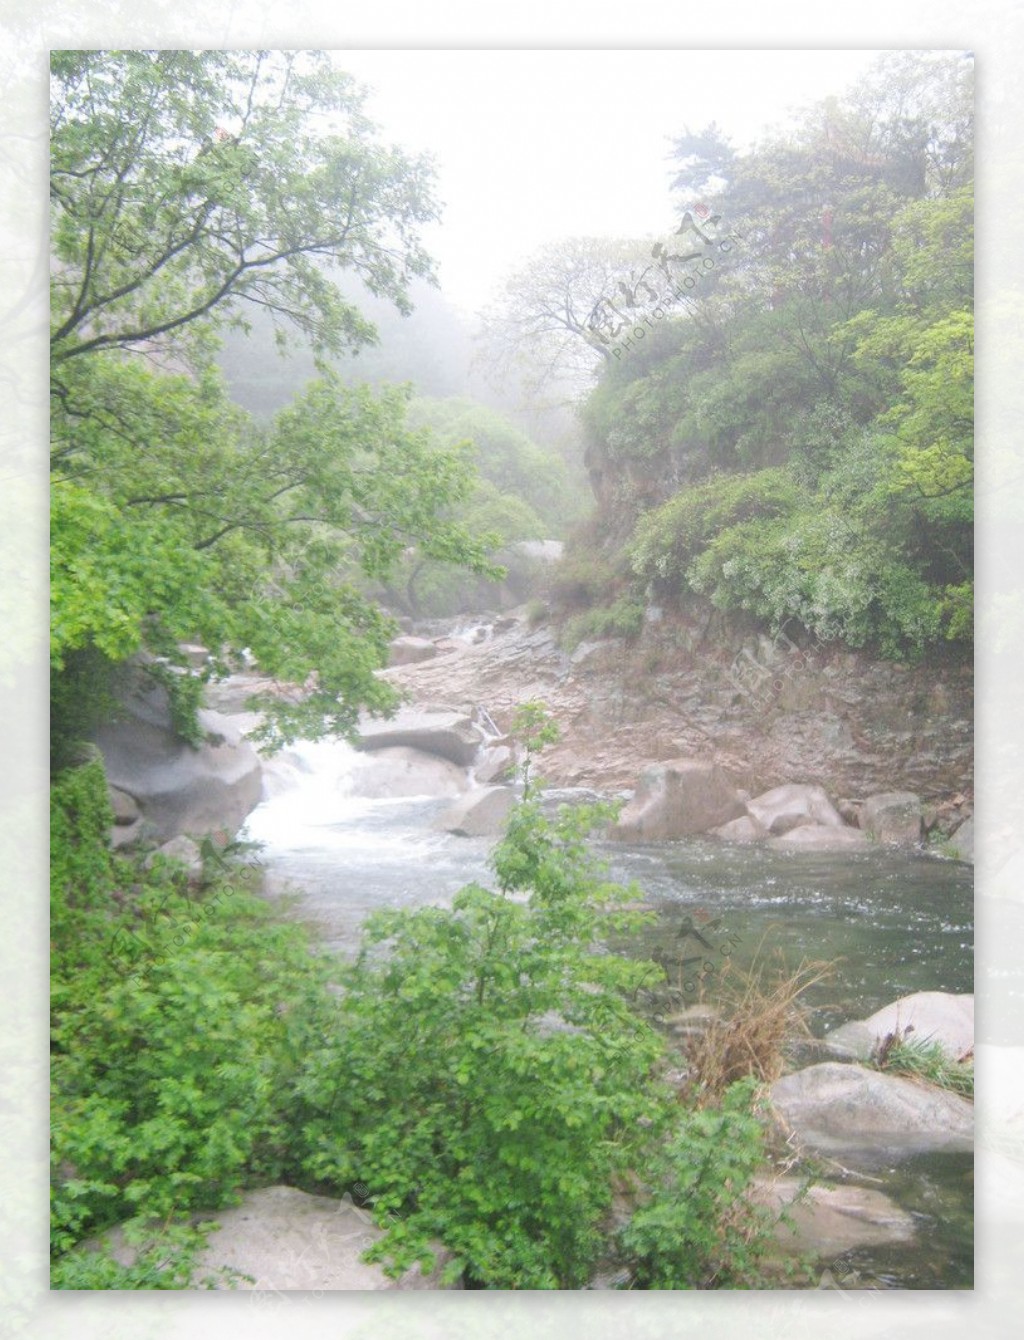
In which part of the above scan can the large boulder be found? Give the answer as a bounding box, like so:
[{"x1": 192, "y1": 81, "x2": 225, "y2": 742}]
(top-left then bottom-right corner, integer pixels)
[
  {"x1": 770, "y1": 1061, "x2": 973, "y2": 1156},
  {"x1": 825, "y1": 992, "x2": 974, "y2": 1062},
  {"x1": 440, "y1": 786, "x2": 517, "y2": 837},
  {"x1": 387, "y1": 636, "x2": 439, "y2": 667},
  {"x1": 770, "y1": 823, "x2": 871, "y2": 852},
  {"x1": 356, "y1": 706, "x2": 486, "y2": 767},
  {"x1": 87, "y1": 1185, "x2": 461, "y2": 1290},
  {"x1": 746, "y1": 783, "x2": 844, "y2": 835},
  {"x1": 860, "y1": 791, "x2": 924, "y2": 845},
  {"x1": 92, "y1": 672, "x2": 263, "y2": 843},
  {"x1": 609, "y1": 759, "x2": 745, "y2": 841},
  {"x1": 754, "y1": 1176, "x2": 916, "y2": 1258},
  {"x1": 108, "y1": 786, "x2": 143, "y2": 848},
  {"x1": 710, "y1": 814, "x2": 767, "y2": 843},
  {"x1": 473, "y1": 743, "x2": 515, "y2": 785},
  {"x1": 347, "y1": 747, "x2": 471, "y2": 800}
]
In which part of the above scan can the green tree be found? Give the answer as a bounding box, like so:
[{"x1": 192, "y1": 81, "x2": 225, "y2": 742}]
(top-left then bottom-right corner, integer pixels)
[{"x1": 50, "y1": 50, "x2": 500, "y2": 749}]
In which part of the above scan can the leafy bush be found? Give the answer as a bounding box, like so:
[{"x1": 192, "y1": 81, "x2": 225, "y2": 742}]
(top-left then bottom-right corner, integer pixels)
[
  {"x1": 618, "y1": 1078, "x2": 776, "y2": 1289},
  {"x1": 50, "y1": 761, "x2": 341, "y2": 1276},
  {"x1": 51, "y1": 720, "x2": 781, "y2": 1291},
  {"x1": 562, "y1": 597, "x2": 646, "y2": 651},
  {"x1": 629, "y1": 469, "x2": 801, "y2": 587},
  {"x1": 297, "y1": 712, "x2": 669, "y2": 1287},
  {"x1": 547, "y1": 548, "x2": 624, "y2": 608}
]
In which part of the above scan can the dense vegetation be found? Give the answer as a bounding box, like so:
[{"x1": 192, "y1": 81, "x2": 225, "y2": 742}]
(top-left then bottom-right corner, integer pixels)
[
  {"x1": 51, "y1": 718, "x2": 781, "y2": 1289},
  {"x1": 518, "y1": 53, "x2": 973, "y2": 661},
  {"x1": 50, "y1": 51, "x2": 786, "y2": 1291},
  {"x1": 50, "y1": 50, "x2": 504, "y2": 755}
]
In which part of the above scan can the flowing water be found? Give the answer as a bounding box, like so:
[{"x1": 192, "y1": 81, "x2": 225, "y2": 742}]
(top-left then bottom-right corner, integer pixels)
[{"x1": 241, "y1": 737, "x2": 974, "y2": 1290}]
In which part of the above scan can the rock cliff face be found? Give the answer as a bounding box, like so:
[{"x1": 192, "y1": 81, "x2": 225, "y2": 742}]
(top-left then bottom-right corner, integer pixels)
[{"x1": 380, "y1": 612, "x2": 973, "y2": 817}]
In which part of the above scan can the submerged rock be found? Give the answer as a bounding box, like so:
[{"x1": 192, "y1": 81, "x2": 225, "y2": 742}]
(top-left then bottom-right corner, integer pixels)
[
  {"x1": 747, "y1": 782, "x2": 845, "y2": 835},
  {"x1": 770, "y1": 823, "x2": 870, "y2": 851},
  {"x1": 441, "y1": 785, "x2": 517, "y2": 837}
]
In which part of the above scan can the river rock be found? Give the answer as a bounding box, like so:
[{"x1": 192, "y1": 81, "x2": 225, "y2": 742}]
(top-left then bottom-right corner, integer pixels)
[
  {"x1": 474, "y1": 743, "x2": 515, "y2": 784},
  {"x1": 143, "y1": 835, "x2": 204, "y2": 881},
  {"x1": 710, "y1": 814, "x2": 767, "y2": 843},
  {"x1": 825, "y1": 992, "x2": 974, "y2": 1062},
  {"x1": 770, "y1": 1061, "x2": 973, "y2": 1155},
  {"x1": 770, "y1": 823, "x2": 871, "y2": 851},
  {"x1": 754, "y1": 1175, "x2": 916, "y2": 1257},
  {"x1": 441, "y1": 785, "x2": 517, "y2": 837},
  {"x1": 86, "y1": 1185, "x2": 461, "y2": 1290},
  {"x1": 746, "y1": 783, "x2": 844, "y2": 835},
  {"x1": 356, "y1": 706, "x2": 486, "y2": 767},
  {"x1": 108, "y1": 786, "x2": 143, "y2": 848},
  {"x1": 91, "y1": 672, "x2": 263, "y2": 843},
  {"x1": 860, "y1": 791, "x2": 924, "y2": 845},
  {"x1": 609, "y1": 759, "x2": 745, "y2": 841},
  {"x1": 347, "y1": 746, "x2": 470, "y2": 799},
  {"x1": 387, "y1": 636, "x2": 439, "y2": 667}
]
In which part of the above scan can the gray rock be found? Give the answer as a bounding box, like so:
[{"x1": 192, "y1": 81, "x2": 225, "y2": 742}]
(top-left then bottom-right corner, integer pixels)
[
  {"x1": 861, "y1": 791, "x2": 923, "y2": 845},
  {"x1": 770, "y1": 823, "x2": 871, "y2": 851},
  {"x1": 441, "y1": 785, "x2": 517, "y2": 837},
  {"x1": 348, "y1": 747, "x2": 470, "y2": 799},
  {"x1": 473, "y1": 743, "x2": 515, "y2": 784},
  {"x1": 770, "y1": 1061, "x2": 974, "y2": 1155},
  {"x1": 108, "y1": 786, "x2": 140, "y2": 825},
  {"x1": 92, "y1": 673, "x2": 263, "y2": 843},
  {"x1": 609, "y1": 758, "x2": 745, "y2": 841},
  {"x1": 87, "y1": 1185, "x2": 461, "y2": 1290},
  {"x1": 387, "y1": 636, "x2": 439, "y2": 667},
  {"x1": 754, "y1": 1175, "x2": 916, "y2": 1257},
  {"x1": 356, "y1": 706, "x2": 486, "y2": 767},
  {"x1": 710, "y1": 814, "x2": 767, "y2": 843},
  {"x1": 825, "y1": 992, "x2": 974, "y2": 1062},
  {"x1": 143, "y1": 835, "x2": 204, "y2": 880},
  {"x1": 747, "y1": 782, "x2": 844, "y2": 835}
]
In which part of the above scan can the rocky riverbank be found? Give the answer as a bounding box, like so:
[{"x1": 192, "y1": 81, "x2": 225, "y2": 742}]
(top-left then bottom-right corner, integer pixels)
[{"x1": 381, "y1": 609, "x2": 974, "y2": 854}]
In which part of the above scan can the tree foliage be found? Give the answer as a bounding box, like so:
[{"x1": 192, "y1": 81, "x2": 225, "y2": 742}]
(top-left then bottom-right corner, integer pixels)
[
  {"x1": 571, "y1": 51, "x2": 973, "y2": 659},
  {"x1": 50, "y1": 50, "x2": 501, "y2": 749}
]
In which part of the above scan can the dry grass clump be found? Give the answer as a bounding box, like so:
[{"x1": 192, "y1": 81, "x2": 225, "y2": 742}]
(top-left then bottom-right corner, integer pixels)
[{"x1": 681, "y1": 949, "x2": 834, "y2": 1104}]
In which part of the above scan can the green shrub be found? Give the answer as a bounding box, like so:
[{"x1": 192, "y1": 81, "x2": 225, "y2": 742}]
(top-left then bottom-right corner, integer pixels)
[
  {"x1": 297, "y1": 707, "x2": 673, "y2": 1288},
  {"x1": 50, "y1": 761, "x2": 342, "y2": 1275},
  {"x1": 617, "y1": 1078, "x2": 777, "y2": 1289},
  {"x1": 629, "y1": 469, "x2": 801, "y2": 587},
  {"x1": 562, "y1": 597, "x2": 646, "y2": 651}
]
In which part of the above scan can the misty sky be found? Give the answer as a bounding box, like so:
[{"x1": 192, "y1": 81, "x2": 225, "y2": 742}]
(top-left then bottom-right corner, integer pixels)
[{"x1": 332, "y1": 48, "x2": 902, "y2": 315}]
